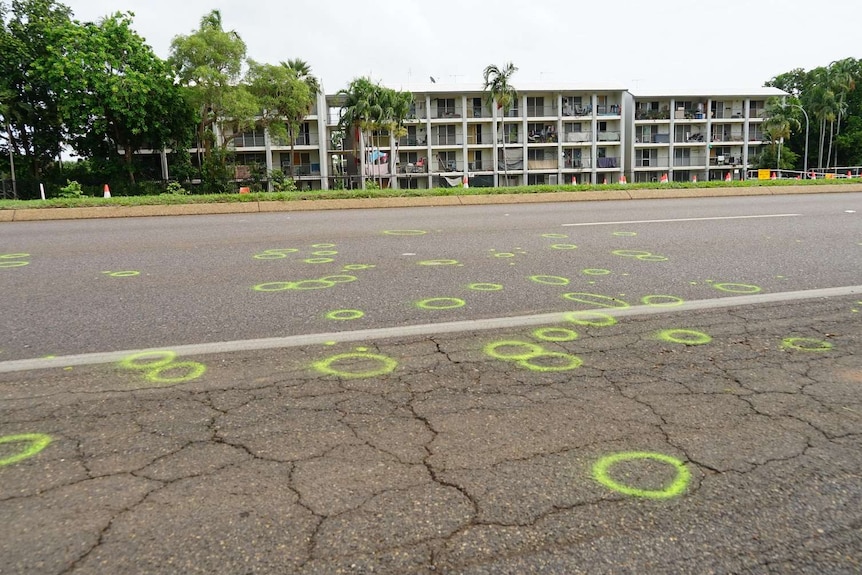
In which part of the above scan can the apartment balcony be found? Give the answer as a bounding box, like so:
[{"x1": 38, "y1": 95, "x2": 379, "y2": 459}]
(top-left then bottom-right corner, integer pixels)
[
  {"x1": 398, "y1": 136, "x2": 428, "y2": 147},
  {"x1": 467, "y1": 106, "x2": 490, "y2": 119},
  {"x1": 563, "y1": 131, "x2": 593, "y2": 143},
  {"x1": 233, "y1": 134, "x2": 266, "y2": 148},
  {"x1": 273, "y1": 134, "x2": 320, "y2": 147},
  {"x1": 432, "y1": 107, "x2": 462, "y2": 119},
  {"x1": 527, "y1": 132, "x2": 559, "y2": 144},
  {"x1": 563, "y1": 158, "x2": 592, "y2": 169},
  {"x1": 526, "y1": 106, "x2": 558, "y2": 118},
  {"x1": 674, "y1": 132, "x2": 706, "y2": 144},
  {"x1": 673, "y1": 156, "x2": 706, "y2": 168},
  {"x1": 711, "y1": 134, "x2": 745, "y2": 143},
  {"x1": 466, "y1": 134, "x2": 491, "y2": 145},
  {"x1": 527, "y1": 158, "x2": 559, "y2": 170},
  {"x1": 468, "y1": 160, "x2": 488, "y2": 171},
  {"x1": 562, "y1": 105, "x2": 592, "y2": 117},
  {"x1": 710, "y1": 155, "x2": 742, "y2": 166},
  {"x1": 595, "y1": 157, "x2": 620, "y2": 169},
  {"x1": 281, "y1": 163, "x2": 322, "y2": 177},
  {"x1": 597, "y1": 131, "x2": 621, "y2": 142},
  {"x1": 635, "y1": 109, "x2": 671, "y2": 120},
  {"x1": 434, "y1": 159, "x2": 461, "y2": 172},
  {"x1": 596, "y1": 104, "x2": 622, "y2": 116},
  {"x1": 400, "y1": 162, "x2": 428, "y2": 174},
  {"x1": 432, "y1": 136, "x2": 462, "y2": 146}
]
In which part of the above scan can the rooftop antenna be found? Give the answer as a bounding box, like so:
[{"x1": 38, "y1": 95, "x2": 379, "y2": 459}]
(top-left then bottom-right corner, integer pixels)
[{"x1": 429, "y1": 76, "x2": 436, "y2": 83}]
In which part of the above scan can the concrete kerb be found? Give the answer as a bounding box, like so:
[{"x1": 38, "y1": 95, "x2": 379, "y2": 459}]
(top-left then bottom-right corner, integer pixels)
[{"x1": 3, "y1": 184, "x2": 861, "y2": 221}]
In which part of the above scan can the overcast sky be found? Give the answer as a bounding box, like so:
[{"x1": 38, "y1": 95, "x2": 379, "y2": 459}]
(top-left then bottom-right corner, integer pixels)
[{"x1": 62, "y1": 0, "x2": 860, "y2": 94}]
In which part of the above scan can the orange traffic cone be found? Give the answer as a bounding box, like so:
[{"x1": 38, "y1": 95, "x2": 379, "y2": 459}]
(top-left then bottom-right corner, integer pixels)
[
  {"x1": 659, "y1": 173, "x2": 669, "y2": 184},
  {"x1": 462, "y1": 174, "x2": 469, "y2": 188},
  {"x1": 847, "y1": 171, "x2": 852, "y2": 178},
  {"x1": 810, "y1": 171, "x2": 816, "y2": 180},
  {"x1": 103, "y1": 184, "x2": 111, "y2": 198},
  {"x1": 692, "y1": 174, "x2": 697, "y2": 183},
  {"x1": 770, "y1": 172, "x2": 777, "y2": 180},
  {"x1": 619, "y1": 175, "x2": 627, "y2": 184},
  {"x1": 571, "y1": 175, "x2": 577, "y2": 185},
  {"x1": 796, "y1": 174, "x2": 801, "y2": 179},
  {"x1": 724, "y1": 172, "x2": 732, "y2": 182},
  {"x1": 603, "y1": 176, "x2": 608, "y2": 185}
]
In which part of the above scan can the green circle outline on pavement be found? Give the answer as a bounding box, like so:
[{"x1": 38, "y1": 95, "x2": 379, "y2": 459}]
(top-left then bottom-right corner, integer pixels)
[
  {"x1": 562, "y1": 292, "x2": 631, "y2": 309},
  {"x1": 312, "y1": 352, "x2": 398, "y2": 378},
  {"x1": 592, "y1": 451, "x2": 690, "y2": 499},
  {"x1": 383, "y1": 230, "x2": 427, "y2": 236},
  {"x1": 416, "y1": 297, "x2": 466, "y2": 310},
  {"x1": 564, "y1": 311, "x2": 617, "y2": 327},
  {"x1": 326, "y1": 309, "x2": 365, "y2": 320},
  {"x1": 517, "y1": 352, "x2": 583, "y2": 372},
  {"x1": 642, "y1": 295, "x2": 685, "y2": 307},
  {"x1": 145, "y1": 361, "x2": 207, "y2": 385},
  {"x1": 530, "y1": 275, "x2": 570, "y2": 286},
  {"x1": 0, "y1": 433, "x2": 52, "y2": 467},
  {"x1": 657, "y1": 329, "x2": 712, "y2": 345},
  {"x1": 532, "y1": 327, "x2": 579, "y2": 342},
  {"x1": 118, "y1": 351, "x2": 177, "y2": 370},
  {"x1": 484, "y1": 340, "x2": 544, "y2": 361},
  {"x1": 468, "y1": 283, "x2": 503, "y2": 291},
  {"x1": 781, "y1": 337, "x2": 833, "y2": 351},
  {"x1": 712, "y1": 283, "x2": 762, "y2": 294}
]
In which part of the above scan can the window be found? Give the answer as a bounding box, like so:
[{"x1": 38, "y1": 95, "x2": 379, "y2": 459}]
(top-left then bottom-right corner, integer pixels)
[
  {"x1": 436, "y1": 125, "x2": 456, "y2": 145},
  {"x1": 235, "y1": 152, "x2": 265, "y2": 165},
  {"x1": 750, "y1": 100, "x2": 765, "y2": 118},
  {"x1": 637, "y1": 149, "x2": 656, "y2": 167},
  {"x1": 504, "y1": 124, "x2": 519, "y2": 143},
  {"x1": 437, "y1": 150, "x2": 457, "y2": 171},
  {"x1": 527, "y1": 97, "x2": 545, "y2": 117},
  {"x1": 295, "y1": 123, "x2": 311, "y2": 146},
  {"x1": 562, "y1": 96, "x2": 582, "y2": 116},
  {"x1": 598, "y1": 121, "x2": 608, "y2": 132},
  {"x1": 437, "y1": 98, "x2": 456, "y2": 117},
  {"x1": 234, "y1": 128, "x2": 266, "y2": 148},
  {"x1": 636, "y1": 125, "x2": 656, "y2": 142},
  {"x1": 469, "y1": 150, "x2": 484, "y2": 170},
  {"x1": 597, "y1": 147, "x2": 607, "y2": 159},
  {"x1": 674, "y1": 148, "x2": 691, "y2": 166},
  {"x1": 527, "y1": 149, "x2": 545, "y2": 161}
]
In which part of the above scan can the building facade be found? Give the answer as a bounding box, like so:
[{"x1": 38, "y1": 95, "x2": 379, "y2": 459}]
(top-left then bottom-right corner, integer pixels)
[{"x1": 210, "y1": 84, "x2": 787, "y2": 190}]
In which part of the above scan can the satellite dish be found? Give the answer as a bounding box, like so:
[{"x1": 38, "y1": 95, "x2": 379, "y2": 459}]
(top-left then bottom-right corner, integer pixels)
[{"x1": 429, "y1": 76, "x2": 436, "y2": 83}]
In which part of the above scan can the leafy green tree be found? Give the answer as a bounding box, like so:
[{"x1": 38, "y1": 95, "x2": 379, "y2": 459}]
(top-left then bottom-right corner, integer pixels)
[
  {"x1": 482, "y1": 62, "x2": 518, "y2": 186},
  {"x1": 338, "y1": 77, "x2": 381, "y2": 189},
  {"x1": 247, "y1": 60, "x2": 313, "y2": 184},
  {"x1": 0, "y1": 0, "x2": 71, "y2": 182},
  {"x1": 42, "y1": 12, "x2": 194, "y2": 184},
  {"x1": 279, "y1": 59, "x2": 320, "y2": 179},
  {"x1": 169, "y1": 10, "x2": 248, "y2": 169},
  {"x1": 762, "y1": 97, "x2": 800, "y2": 171}
]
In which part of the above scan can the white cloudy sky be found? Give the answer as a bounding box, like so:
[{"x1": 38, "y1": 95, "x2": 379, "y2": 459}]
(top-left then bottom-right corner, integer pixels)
[{"x1": 63, "y1": 0, "x2": 860, "y2": 93}]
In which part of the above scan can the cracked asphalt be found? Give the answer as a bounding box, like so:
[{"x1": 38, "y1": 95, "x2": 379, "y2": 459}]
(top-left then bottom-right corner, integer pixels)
[{"x1": 2, "y1": 294, "x2": 860, "y2": 574}]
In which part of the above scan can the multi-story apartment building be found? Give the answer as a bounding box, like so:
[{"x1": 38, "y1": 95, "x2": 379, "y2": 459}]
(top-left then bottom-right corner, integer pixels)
[
  {"x1": 626, "y1": 88, "x2": 785, "y2": 183},
  {"x1": 181, "y1": 84, "x2": 786, "y2": 190}
]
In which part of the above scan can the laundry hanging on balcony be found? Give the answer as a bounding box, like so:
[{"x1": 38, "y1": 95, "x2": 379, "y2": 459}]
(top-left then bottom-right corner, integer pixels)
[
  {"x1": 368, "y1": 148, "x2": 389, "y2": 164},
  {"x1": 499, "y1": 148, "x2": 523, "y2": 170}
]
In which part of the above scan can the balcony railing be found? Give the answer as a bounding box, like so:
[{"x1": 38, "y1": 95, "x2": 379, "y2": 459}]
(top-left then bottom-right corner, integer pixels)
[
  {"x1": 595, "y1": 157, "x2": 619, "y2": 169},
  {"x1": 527, "y1": 106, "x2": 558, "y2": 117},
  {"x1": 467, "y1": 106, "x2": 488, "y2": 118},
  {"x1": 564, "y1": 158, "x2": 592, "y2": 169},
  {"x1": 597, "y1": 131, "x2": 621, "y2": 142},
  {"x1": 528, "y1": 132, "x2": 558, "y2": 143},
  {"x1": 433, "y1": 107, "x2": 462, "y2": 119},
  {"x1": 710, "y1": 156, "x2": 741, "y2": 166},
  {"x1": 562, "y1": 105, "x2": 593, "y2": 117},
  {"x1": 596, "y1": 104, "x2": 622, "y2": 116},
  {"x1": 434, "y1": 136, "x2": 462, "y2": 146},
  {"x1": 673, "y1": 156, "x2": 706, "y2": 167},
  {"x1": 233, "y1": 134, "x2": 266, "y2": 148},
  {"x1": 400, "y1": 162, "x2": 428, "y2": 174},
  {"x1": 564, "y1": 131, "x2": 592, "y2": 143},
  {"x1": 468, "y1": 160, "x2": 486, "y2": 170},
  {"x1": 675, "y1": 132, "x2": 706, "y2": 143},
  {"x1": 527, "y1": 158, "x2": 559, "y2": 170},
  {"x1": 281, "y1": 163, "x2": 322, "y2": 176},
  {"x1": 273, "y1": 134, "x2": 320, "y2": 147},
  {"x1": 711, "y1": 134, "x2": 745, "y2": 143},
  {"x1": 398, "y1": 137, "x2": 427, "y2": 147},
  {"x1": 435, "y1": 159, "x2": 460, "y2": 172}
]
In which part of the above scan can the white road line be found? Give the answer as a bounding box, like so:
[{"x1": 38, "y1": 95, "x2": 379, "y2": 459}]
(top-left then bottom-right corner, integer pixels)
[
  {"x1": 1, "y1": 285, "x2": 860, "y2": 374},
  {"x1": 561, "y1": 214, "x2": 801, "y2": 226}
]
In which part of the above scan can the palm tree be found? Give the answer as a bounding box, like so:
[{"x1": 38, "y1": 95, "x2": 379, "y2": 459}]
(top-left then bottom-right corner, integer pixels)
[
  {"x1": 482, "y1": 63, "x2": 518, "y2": 187},
  {"x1": 337, "y1": 77, "x2": 379, "y2": 189},
  {"x1": 763, "y1": 98, "x2": 800, "y2": 171},
  {"x1": 280, "y1": 59, "x2": 320, "y2": 178},
  {"x1": 826, "y1": 58, "x2": 857, "y2": 169}
]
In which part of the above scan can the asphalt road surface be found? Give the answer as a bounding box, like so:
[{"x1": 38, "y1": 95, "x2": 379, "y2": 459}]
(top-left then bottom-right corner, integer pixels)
[{"x1": 1, "y1": 193, "x2": 861, "y2": 574}]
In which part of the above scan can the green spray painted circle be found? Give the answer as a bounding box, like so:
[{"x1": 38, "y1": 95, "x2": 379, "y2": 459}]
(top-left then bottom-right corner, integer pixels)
[
  {"x1": 253, "y1": 281, "x2": 293, "y2": 292},
  {"x1": 493, "y1": 253, "x2": 516, "y2": 258},
  {"x1": 383, "y1": 230, "x2": 427, "y2": 236},
  {"x1": 0, "y1": 261, "x2": 28, "y2": 268},
  {"x1": 418, "y1": 259, "x2": 460, "y2": 266},
  {"x1": 0, "y1": 253, "x2": 29, "y2": 259},
  {"x1": 313, "y1": 352, "x2": 398, "y2": 378},
  {"x1": 582, "y1": 269, "x2": 612, "y2": 276},
  {"x1": 550, "y1": 244, "x2": 578, "y2": 250},
  {"x1": 416, "y1": 297, "x2": 466, "y2": 310},
  {"x1": 592, "y1": 452, "x2": 690, "y2": 499},
  {"x1": 304, "y1": 257, "x2": 335, "y2": 264},
  {"x1": 530, "y1": 275, "x2": 570, "y2": 286},
  {"x1": 517, "y1": 352, "x2": 583, "y2": 372},
  {"x1": 612, "y1": 250, "x2": 652, "y2": 257},
  {"x1": 657, "y1": 329, "x2": 712, "y2": 345},
  {"x1": 326, "y1": 309, "x2": 365, "y2": 320},
  {"x1": 636, "y1": 254, "x2": 668, "y2": 262},
  {"x1": 562, "y1": 293, "x2": 631, "y2": 309},
  {"x1": 542, "y1": 233, "x2": 569, "y2": 238},
  {"x1": 612, "y1": 232, "x2": 637, "y2": 237},
  {"x1": 642, "y1": 295, "x2": 685, "y2": 307},
  {"x1": 253, "y1": 248, "x2": 298, "y2": 259},
  {"x1": 289, "y1": 279, "x2": 338, "y2": 290},
  {"x1": 103, "y1": 270, "x2": 140, "y2": 277},
  {"x1": 311, "y1": 243, "x2": 336, "y2": 248},
  {"x1": 781, "y1": 337, "x2": 833, "y2": 351},
  {"x1": 312, "y1": 250, "x2": 338, "y2": 256},
  {"x1": 712, "y1": 283, "x2": 762, "y2": 294},
  {"x1": 484, "y1": 340, "x2": 545, "y2": 361},
  {"x1": 0, "y1": 433, "x2": 52, "y2": 467},
  {"x1": 145, "y1": 361, "x2": 207, "y2": 385},
  {"x1": 343, "y1": 264, "x2": 375, "y2": 270},
  {"x1": 468, "y1": 283, "x2": 504, "y2": 291},
  {"x1": 532, "y1": 327, "x2": 579, "y2": 342},
  {"x1": 119, "y1": 351, "x2": 177, "y2": 370},
  {"x1": 564, "y1": 311, "x2": 617, "y2": 327},
  {"x1": 319, "y1": 275, "x2": 358, "y2": 284}
]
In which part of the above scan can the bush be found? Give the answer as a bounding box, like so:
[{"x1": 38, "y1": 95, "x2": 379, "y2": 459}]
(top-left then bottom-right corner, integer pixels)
[
  {"x1": 56, "y1": 180, "x2": 84, "y2": 198},
  {"x1": 164, "y1": 181, "x2": 188, "y2": 195}
]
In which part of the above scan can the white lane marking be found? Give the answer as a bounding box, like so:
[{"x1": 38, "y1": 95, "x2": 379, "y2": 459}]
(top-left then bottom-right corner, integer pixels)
[
  {"x1": 562, "y1": 214, "x2": 801, "y2": 226},
  {"x1": 1, "y1": 285, "x2": 860, "y2": 375}
]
